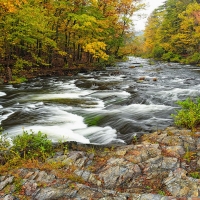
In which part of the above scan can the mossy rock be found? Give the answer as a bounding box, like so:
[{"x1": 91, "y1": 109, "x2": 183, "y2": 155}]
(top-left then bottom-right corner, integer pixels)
[
  {"x1": 84, "y1": 115, "x2": 104, "y2": 126},
  {"x1": 43, "y1": 98, "x2": 98, "y2": 108}
]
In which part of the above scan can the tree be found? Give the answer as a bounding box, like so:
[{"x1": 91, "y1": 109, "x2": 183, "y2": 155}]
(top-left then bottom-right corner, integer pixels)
[
  {"x1": 0, "y1": 0, "x2": 144, "y2": 81},
  {"x1": 178, "y1": 2, "x2": 200, "y2": 58},
  {"x1": 140, "y1": 0, "x2": 200, "y2": 64},
  {"x1": 142, "y1": 5, "x2": 165, "y2": 58}
]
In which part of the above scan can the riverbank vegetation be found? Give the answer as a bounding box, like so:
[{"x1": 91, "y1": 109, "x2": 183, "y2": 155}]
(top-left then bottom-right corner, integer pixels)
[
  {"x1": 172, "y1": 98, "x2": 200, "y2": 130},
  {"x1": 0, "y1": 0, "x2": 144, "y2": 83},
  {"x1": 133, "y1": 0, "x2": 200, "y2": 65},
  {"x1": 0, "y1": 129, "x2": 54, "y2": 166}
]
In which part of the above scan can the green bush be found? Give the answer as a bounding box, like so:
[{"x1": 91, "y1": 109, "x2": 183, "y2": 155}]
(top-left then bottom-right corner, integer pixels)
[
  {"x1": 190, "y1": 171, "x2": 200, "y2": 179},
  {"x1": 12, "y1": 130, "x2": 54, "y2": 160},
  {"x1": 152, "y1": 46, "x2": 165, "y2": 59},
  {"x1": 188, "y1": 53, "x2": 200, "y2": 64},
  {"x1": 162, "y1": 51, "x2": 181, "y2": 62},
  {"x1": 172, "y1": 98, "x2": 200, "y2": 130},
  {"x1": 170, "y1": 54, "x2": 181, "y2": 62},
  {"x1": 0, "y1": 128, "x2": 54, "y2": 164}
]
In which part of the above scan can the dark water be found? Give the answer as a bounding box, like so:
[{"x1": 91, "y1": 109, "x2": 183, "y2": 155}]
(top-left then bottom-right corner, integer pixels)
[{"x1": 0, "y1": 57, "x2": 200, "y2": 144}]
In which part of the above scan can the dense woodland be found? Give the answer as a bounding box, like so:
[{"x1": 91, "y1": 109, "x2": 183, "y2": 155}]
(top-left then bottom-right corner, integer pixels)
[
  {"x1": 0, "y1": 0, "x2": 143, "y2": 82},
  {"x1": 134, "y1": 0, "x2": 200, "y2": 65},
  {"x1": 0, "y1": 0, "x2": 200, "y2": 83}
]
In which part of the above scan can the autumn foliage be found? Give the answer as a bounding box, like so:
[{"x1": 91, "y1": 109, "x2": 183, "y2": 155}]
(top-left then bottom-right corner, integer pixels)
[
  {"x1": 135, "y1": 0, "x2": 200, "y2": 65},
  {"x1": 0, "y1": 0, "x2": 143, "y2": 81}
]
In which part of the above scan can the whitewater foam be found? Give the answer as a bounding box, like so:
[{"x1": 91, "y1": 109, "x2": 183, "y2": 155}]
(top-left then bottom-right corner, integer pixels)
[{"x1": 0, "y1": 92, "x2": 6, "y2": 97}]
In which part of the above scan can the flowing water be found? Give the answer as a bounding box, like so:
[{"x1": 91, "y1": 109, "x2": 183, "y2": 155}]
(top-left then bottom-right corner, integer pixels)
[{"x1": 0, "y1": 57, "x2": 200, "y2": 144}]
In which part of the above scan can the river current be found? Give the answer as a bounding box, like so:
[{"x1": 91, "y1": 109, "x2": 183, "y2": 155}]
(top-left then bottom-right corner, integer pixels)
[{"x1": 0, "y1": 57, "x2": 200, "y2": 144}]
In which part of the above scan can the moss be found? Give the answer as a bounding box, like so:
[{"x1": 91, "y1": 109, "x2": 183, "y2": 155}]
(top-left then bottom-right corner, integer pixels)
[
  {"x1": 84, "y1": 115, "x2": 104, "y2": 126},
  {"x1": 189, "y1": 171, "x2": 200, "y2": 179}
]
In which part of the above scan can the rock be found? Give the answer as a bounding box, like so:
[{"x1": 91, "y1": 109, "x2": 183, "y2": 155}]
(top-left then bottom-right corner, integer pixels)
[
  {"x1": 197, "y1": 159, "x2": 200, "y2": 168},
  {"x1": 164, "y1": 168, "x2": 199, "y2": 197},
  {"x1": 161, "y1": 136, "x2": 183, "y2": 146},
  {"x1": 153, "y1": 77, "x2": 158, "y2": 81},
  {"x1": 2, "y1": 194, "x2": 16, "y2": 200},
  {"x1": 163, "y1": 146, "x2": 185, "y2": 158},
  {"x1": 32, "y1": 186, "x2": 76, "y2": 200},
  {"x1": 139, "y1": 76, "x2": 145, "y2": 80},
  {"x1": 196, "y1": 138, "x2": 200, "y2": 150},
  {"x1": 139, "y1": 194, "x2": 163, "y2": 200},
  {"x1": 161, "y1": 157, "x2": 179, "y2": 170},
  {"x1": 35, "y1": 171, "x2": 55, "y2": 182},
  {"x1": 99, "y1": 158, "x2": 141, "y2": 188},
  {"x1": 23, "y1": 180, "x2": 38, "y2": 196},
  {"x1": 88, "y1": 173, "x2": 102, "y2": 186},
  {"x1": 29, "y1": 170, "x2": 42, "y2": 181},
  {"x1": 115, "y1": 149, "x2": 127, "y2": 156},
  {"x1": 146, "y1": 144, "x2": 161, "y2": 157},
  {"x1": 144, "y1": 155, "x2": 163, "y2": 172},
  {"x1": 74, "y1": 170, "x2": 91, "y2": 182},
  {"x1": 125, "y1": 143, "x2": 161, "y2": 165},
  {"x1": 75, "y1": 80, "x2": 93, "y2": 89},
  {"x1": 180, "y1": 135, "x2": 196, "y2": 151},
  {"x1": 0, "y1": 176, "x2": 14, "y2": 190},
  {"x1": 76, "y1": 184, "x2": 105, "y2": 199},
  {"x1": 74, "y1": 156, "x2": 88, "y2": 168},
  {"x1": 2, "y1": 127, "x2": 200, "y2": 199}
]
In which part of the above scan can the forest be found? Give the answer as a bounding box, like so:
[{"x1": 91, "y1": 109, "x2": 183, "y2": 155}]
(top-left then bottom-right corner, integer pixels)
[
  {"x1": 0, "y1": 0, "x2": 143, "y2": 82},
  {"x1": 134, "y1": 0, "x2": 200, "y2": 65},
  {"x1": 0, "y1": 0, "x2": 200, "y2": 83}
]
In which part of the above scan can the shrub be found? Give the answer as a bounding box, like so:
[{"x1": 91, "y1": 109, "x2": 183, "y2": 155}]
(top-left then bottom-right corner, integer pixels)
[
  {"x1": 12, "y1": 130, "x2": 54, "y2": 161},
  {"x1": 0, "y1": 127, "x2": 12, "y2": 164},
  {"x1": 162, "y1": 52, "x2": 181, "y2": 62},
  {"x1": 152, "y1": 46, "x2": 165, "y2": 59},
  {"x1": 190, "y1": 171, "x2": 200, "y2": 179},
  {"x1": 170, "y1": 54, "x2": 181, "y2": 62},
  {"x1": 11, "y1": 76, "x2": 27, "y2": 84},
  {"x1": 1, "y1": 129, "x2": 54, "y2": 164},
  {"x1": 188, "y1": 53, "x2": 200, "y2": 64},
  {"x1": 172, "y1": 98, "x2": 200, "y2": 130}
]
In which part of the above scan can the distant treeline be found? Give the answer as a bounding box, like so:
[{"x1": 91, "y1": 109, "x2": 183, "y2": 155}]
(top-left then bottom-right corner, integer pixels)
[{"x1": 133, "y1": 0, "x2": 200, "y2": 65}]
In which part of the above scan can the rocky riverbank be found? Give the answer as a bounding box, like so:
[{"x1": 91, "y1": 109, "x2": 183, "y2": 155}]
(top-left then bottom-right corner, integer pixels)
[
  {"x1": 0, "y1": 63, "x2": 105, "y2": 84},
  {"x1": 1, "y1": 126, "x2": 200, "y2": 199}
]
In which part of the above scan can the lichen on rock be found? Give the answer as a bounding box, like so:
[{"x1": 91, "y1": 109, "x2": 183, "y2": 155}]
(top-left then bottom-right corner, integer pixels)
[{"x1": 1, "y1": 127, "x2": 200, "y2": 199}]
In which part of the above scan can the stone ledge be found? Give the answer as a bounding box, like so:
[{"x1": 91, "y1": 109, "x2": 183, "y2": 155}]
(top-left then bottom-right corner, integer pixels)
[{"x1": 1, "y1": 127, "x2": 200, "y2": 199}]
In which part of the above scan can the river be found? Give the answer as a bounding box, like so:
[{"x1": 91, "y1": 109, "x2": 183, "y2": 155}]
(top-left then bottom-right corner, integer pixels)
[{"x1": 0, "y1": 57, "x2": 200, "y2": 145}]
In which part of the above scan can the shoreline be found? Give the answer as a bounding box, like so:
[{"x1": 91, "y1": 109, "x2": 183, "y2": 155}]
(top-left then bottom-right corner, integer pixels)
[
  {"x1": 0, "y1": 64, "x2": 106, "y2": 84},
  {"x1": 1, "y1": 126, "x2": 200, "y2": 199}
]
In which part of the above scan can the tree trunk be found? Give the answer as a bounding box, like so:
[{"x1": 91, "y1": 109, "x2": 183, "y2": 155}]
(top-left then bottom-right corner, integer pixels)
[{"x1": 6, "y1": 67, "x2": 12, "y2": 82}]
